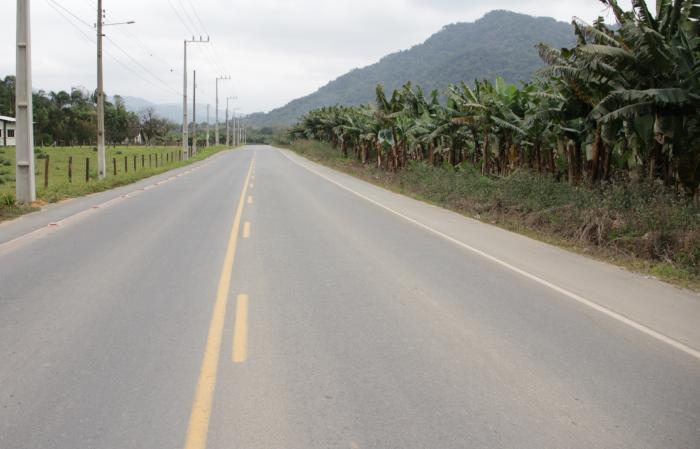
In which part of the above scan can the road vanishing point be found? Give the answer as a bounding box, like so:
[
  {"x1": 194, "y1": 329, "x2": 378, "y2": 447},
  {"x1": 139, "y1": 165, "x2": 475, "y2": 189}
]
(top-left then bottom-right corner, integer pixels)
[{"x1": 1, "y1": 146, "x2": 699, "y2": 449}]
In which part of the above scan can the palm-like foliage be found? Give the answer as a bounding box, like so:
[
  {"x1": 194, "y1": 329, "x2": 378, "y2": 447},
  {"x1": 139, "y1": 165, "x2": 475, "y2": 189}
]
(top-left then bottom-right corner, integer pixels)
[{"x1": 291, "y1": 0, "x2": 700, "y2": 195}]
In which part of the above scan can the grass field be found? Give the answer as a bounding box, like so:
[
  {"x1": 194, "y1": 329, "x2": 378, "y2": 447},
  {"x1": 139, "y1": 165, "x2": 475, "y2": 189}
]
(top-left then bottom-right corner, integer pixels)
[
  {"x1": 0, "y1": 144, "x2": 230, "y2": 221},
  {"x1": 286, "y1": 139, "x2": 700, "y2": 291}
]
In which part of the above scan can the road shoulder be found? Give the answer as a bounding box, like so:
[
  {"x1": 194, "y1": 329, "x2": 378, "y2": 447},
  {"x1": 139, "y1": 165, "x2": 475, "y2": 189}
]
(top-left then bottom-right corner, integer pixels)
[{"x1": 279, "y1": 147, "x2": 700, "y2": 359}]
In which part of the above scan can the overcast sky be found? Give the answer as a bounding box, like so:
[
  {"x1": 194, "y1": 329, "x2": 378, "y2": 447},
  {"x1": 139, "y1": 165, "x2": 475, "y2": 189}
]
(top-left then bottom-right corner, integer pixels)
[{"x1": 0, "y1": 0, "x2": 631, "y2": 114}]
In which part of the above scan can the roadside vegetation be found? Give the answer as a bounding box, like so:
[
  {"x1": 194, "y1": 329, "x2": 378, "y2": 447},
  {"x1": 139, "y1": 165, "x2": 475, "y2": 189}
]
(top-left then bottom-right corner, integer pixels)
[
  {"x1": 0, "y1": 144, "x2": 229, "y2": 221},
  {"x1": 288, "y1": 0, "x2": 700, "y2": 289},
  {"x1": 0, "y1": 77, "x2": 181, "y2": 146}
]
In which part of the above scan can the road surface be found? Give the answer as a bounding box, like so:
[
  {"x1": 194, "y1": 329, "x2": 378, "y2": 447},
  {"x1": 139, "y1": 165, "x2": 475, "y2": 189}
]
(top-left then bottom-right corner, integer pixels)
[{"x1": 1, "y1": 145, "x2": 698, "y2": 449}]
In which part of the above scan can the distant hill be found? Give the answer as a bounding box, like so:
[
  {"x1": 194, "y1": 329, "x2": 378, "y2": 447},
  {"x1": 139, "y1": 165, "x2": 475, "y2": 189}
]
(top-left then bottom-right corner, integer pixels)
[
  {"x1": 111, "y1": 96, "x2": 220, "y2": 124},
  {"x1": 247, "y1": 10, "x2": 574, "y2": 127}
]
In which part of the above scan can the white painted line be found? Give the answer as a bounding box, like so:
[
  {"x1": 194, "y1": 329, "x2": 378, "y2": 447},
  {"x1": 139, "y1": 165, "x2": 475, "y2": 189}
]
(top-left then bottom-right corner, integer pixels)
[{"x1": 280, "y1": 149, "x2": 700, "y2": 361}]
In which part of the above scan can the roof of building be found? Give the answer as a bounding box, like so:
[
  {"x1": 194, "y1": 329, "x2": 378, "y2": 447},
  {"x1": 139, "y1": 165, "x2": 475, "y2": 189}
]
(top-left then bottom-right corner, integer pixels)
[{"x1": 0, "y1": 115, "x2": 16, "y2": 123}]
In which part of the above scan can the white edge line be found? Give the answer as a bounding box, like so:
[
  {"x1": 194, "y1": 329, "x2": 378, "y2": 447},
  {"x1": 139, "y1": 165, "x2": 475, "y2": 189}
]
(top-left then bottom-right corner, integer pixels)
[{"x1": 279, "y1": 149, "x2": 700, "y2": 361}]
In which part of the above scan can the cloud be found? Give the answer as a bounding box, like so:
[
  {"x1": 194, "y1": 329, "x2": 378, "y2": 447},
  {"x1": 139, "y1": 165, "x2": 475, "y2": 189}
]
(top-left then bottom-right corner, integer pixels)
[{"x1": 0, "y1": 0, "x2": 632, "y2": 114}]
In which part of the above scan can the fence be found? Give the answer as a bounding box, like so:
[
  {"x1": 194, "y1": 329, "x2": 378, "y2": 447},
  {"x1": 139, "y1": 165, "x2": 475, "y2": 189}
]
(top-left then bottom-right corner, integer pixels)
[{"x1": 34, "y1": 148, "x2": 189, "y2": 190}]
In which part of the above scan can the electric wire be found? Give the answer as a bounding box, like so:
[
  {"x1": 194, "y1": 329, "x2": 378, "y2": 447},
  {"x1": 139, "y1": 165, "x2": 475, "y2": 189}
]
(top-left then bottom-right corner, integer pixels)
[{"x1": 45, "y1": 0, "x2": 181, "y2": 97}]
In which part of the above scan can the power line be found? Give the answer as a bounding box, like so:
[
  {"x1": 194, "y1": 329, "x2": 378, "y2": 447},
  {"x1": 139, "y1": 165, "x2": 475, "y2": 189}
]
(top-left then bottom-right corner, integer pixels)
[
  {"x1": 177, "y1": 0, "x2": 201, "y2": 36},
  {"x1": 79, "y1": 0, "x2": 178, "y2": 84},
  {"x1": 45, "y1": 0, "x2": 94, "y2": 43},
  {"x1": 44, "y1": 0, "x2": 180, "y2": 98},
  {"x1": 114, "y1": 26, "x2": 175, "y2": 73},
  {"x1": 167, "y1": 0, "x2": 197, "y2": 37},
  {"x1": 105, "y1": 37, "x2": 181, "y2": 95},
  {"x1": 174, "y1": 0, "x2": 230, "y2": 77},
  {"x1": 184, "y1": 0, "x2": 209, "y2": 38}
]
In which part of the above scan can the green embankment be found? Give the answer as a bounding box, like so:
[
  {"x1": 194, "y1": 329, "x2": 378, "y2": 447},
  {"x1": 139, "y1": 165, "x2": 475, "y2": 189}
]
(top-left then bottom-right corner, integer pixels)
[{"x1": 0, "y1": 144, "x2": 230, "y2": 221}]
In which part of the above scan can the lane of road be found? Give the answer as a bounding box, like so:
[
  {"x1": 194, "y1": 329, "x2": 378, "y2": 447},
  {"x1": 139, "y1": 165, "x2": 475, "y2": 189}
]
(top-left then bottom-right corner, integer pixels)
[{"x1": 0, "y1": 145, "x2": 698, "y2": 449}]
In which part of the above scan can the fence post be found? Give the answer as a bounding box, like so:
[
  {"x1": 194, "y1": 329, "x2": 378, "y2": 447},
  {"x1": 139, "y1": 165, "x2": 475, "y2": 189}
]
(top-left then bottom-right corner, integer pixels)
[
  {"x1": 44, "y1": 155, "x2": 50, "y2": 189},
  {"x1": 149, "y1": 154, "x2": 152, "y2": 168},
  {"x1": 133, "y1": 155, "x2": 137, "y2": 171},
  {"x1": 85, "y1": 158, "x2": 90, "y2": 182},
  {"x1": 142, "y1": 154, "x2": 145, "y2": 168},
  {"x1": 68, "y1": 156, "x2": 73, "y2": 183},
  {"x1": 113, "y1": 158, "x2": 117, "y2": 176},
  {"x1": 124, "y1": 156, "x2": 128, "y2": 173}
]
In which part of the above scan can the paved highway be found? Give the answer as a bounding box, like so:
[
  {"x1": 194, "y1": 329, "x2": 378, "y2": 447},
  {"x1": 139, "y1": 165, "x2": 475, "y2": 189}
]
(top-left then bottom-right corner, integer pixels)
[{"x1": 1, "y1": 146, "x2": 698, "y2": 449}]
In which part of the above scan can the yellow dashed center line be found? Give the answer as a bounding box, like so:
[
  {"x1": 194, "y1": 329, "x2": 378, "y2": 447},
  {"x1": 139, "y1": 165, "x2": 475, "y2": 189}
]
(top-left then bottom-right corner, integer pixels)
[
  {"x1": 243, "y1": 221, "x2": 251, "y2": 239},
  {"x1": 232, "y1": 294, "x2": 249, "y2": 363},
  {"x1": 182, "y1": 156, "x2": 255, "y2": 449}
]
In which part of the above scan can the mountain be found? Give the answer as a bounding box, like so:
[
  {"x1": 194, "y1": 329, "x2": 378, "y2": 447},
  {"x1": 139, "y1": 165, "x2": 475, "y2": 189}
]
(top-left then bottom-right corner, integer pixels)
[
  {"x1": 110, "y1": 96, "x2": 223, "y2": 124},
  {"x1": 247, "y1": 10, "x2": 575, "y2": 127}
]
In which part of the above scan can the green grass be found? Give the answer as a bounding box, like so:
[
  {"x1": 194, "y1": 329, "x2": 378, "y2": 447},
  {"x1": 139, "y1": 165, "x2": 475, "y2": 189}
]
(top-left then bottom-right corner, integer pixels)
[
  {"x1": 286, "y1": 139, "x2": 700, "y2": 291},
  {"x1": 0, "y1": 144, "x2": 231, "y2": 221}
]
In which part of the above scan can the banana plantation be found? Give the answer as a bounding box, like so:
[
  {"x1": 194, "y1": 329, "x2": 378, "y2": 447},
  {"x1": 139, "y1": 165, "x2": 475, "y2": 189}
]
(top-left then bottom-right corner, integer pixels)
[{"x1": 290, "y1": 0, "x2": 700, "y2": 197}]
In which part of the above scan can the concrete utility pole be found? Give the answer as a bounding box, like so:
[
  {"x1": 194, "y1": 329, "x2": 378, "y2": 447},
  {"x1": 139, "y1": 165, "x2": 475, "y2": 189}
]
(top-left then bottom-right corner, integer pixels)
[
  {"x1": 96, "y1": 7, "x2": 133, "y2": 179},
  {"x1": 15, "y1": 0, "x2": 35, "y2": 203},
  {"x1": 182, "y1": 36, "x2": 208, "y2": 160},
  {"x1": 192, "y1": 70, "x2": 197, "y2": 156},
  {"x1": 225, "y1": 97, "x2": 237, "y2": 147},
  {"x1": 214, "y1": 75, "x2": 230, "y2": 146},
  {"x1": 96, "y1": 0, "x2": 105, "y2": 178},
  {"x1": 206, "y1": 104, "x2": 210, "y2": 147}
]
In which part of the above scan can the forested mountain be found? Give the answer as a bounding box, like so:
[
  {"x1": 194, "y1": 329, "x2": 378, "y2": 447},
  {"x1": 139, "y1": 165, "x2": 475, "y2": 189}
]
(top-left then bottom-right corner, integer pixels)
[{"x1": 247, "y1": 10, "x2": 574, "y2": 127}]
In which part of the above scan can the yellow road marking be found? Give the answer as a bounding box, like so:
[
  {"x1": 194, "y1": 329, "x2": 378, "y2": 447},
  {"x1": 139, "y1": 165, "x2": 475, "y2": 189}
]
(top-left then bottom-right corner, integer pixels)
[
  {"x1": 182, "y1": 156, "x2": 255, "y2": 449},
  {"x1": 232, "y1": 294, "x2": 249, "y2": 362},
  {"x1": 243, "y1": 221, "x2": 251, "y2": 239},
  {"x1": 247, "y1": 195, "x2": 253, "y2": 204}
]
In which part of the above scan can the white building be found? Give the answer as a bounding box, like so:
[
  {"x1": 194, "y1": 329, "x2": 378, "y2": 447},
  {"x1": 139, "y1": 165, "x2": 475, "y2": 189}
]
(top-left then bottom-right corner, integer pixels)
[{"x1": 0, "y1": 116, "x2": 16, "y2": 147}]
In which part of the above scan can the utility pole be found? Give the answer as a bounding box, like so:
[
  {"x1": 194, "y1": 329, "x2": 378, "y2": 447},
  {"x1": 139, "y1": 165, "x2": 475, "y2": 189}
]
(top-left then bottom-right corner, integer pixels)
[
  {"x1": 192, "y1": 70, "x2": 197, "y2": 156},
  {"x1": 225, "y1": 97, "x2": 237, "y2": 147},
  {"x1": 15, "y1": 0, "x2": 35, "y2": 203},
  {"x1": 214, "y1": 75, "x2": 230, "y2": 146},
  {"x1": 231, "y1": 112, "x2": 238, "y2": 147},
  {"x1": 96, "y1": 7, "x2": 134, "y2": 179},
  {"x1": 182, "y1": 36, "x2": 208, "y2": 160},
  {"x1": 96, "y1": 0, "x2": 105, "y2": 178},
  {"x1": 234, "y1": 111, "x2": 240, "y2": 145},
  {"x1": 206, "y1": 104, "x2": 210, "y2": 147}
]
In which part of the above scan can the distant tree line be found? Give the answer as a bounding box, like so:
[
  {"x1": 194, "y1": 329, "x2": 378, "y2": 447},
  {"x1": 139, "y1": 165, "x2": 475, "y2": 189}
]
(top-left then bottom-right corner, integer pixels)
[
  {"x1": 291, "y1": 0, "x2": 700, "y2": 196},
  {"x1": 0, "y1": 76, "x2": 177, "y2": 146}
]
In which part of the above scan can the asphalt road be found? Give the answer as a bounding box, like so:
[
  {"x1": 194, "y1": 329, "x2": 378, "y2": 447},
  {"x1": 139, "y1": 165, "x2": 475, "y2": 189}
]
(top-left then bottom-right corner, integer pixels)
[{"x1": 1, "y1": 145, "x2": 698, "y2": 449}]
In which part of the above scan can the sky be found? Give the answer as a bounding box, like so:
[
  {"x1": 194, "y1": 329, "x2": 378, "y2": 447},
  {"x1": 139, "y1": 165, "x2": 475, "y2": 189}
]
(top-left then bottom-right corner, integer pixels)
[{"x1": 0, "y1": 0, "x2": 632, "y2": 114}]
